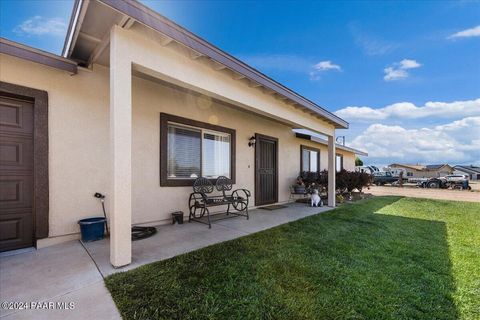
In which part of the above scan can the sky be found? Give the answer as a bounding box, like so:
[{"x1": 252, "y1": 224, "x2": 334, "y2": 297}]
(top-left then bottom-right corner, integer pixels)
[{"x1": 1, "y1": 0, "x2": 479, "y2": 166}]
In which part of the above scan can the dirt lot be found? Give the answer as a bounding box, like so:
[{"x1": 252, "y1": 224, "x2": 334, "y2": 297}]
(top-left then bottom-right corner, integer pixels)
[
  {"x1": 368, "y1": 185, "x2": 480, "y2": 203},
  {"x1": 469, "y1": 181, "x2": 480, "y2": 191}
]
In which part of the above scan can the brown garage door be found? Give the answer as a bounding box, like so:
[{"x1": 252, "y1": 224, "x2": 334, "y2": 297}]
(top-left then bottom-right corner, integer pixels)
[{"x1": 0, "y1": 96, "x2": 34, "y2": 251}]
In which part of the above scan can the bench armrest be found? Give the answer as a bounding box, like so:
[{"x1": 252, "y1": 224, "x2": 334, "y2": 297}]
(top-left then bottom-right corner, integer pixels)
[{"x1": 232, "y1": 188, "x2": 251, "y2": 198}]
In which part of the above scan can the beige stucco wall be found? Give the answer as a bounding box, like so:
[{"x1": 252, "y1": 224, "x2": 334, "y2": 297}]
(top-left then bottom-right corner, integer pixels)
[
  {"x1": 1, "y1": 54, "x2": 110, "y2": 240},
  {"x1": 0, "y1": 50, "x2": 352, "y2": 243},
  {"x1": 130, "y1": 77, "x2": 355, "y2": 225},
  {"x1": 338, "y1": 151, "x2": 356, "y2": 171}
]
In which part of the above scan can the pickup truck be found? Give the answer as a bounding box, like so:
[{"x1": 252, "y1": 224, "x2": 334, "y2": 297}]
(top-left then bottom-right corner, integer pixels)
[{"x1": 372, "y1": 171, "x2": 398, "y2": 185}]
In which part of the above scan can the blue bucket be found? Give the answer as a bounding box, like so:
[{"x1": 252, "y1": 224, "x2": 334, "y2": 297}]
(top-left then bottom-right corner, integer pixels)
[{"x1": 78, "y1": 217, "x2": 106, "y2": 242}]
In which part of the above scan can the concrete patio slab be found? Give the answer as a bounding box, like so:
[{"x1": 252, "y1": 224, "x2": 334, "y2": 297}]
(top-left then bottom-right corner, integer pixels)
[
  {"x1": 1, "y1": 282, "x2": 120, "y2": 320},
  {"x1": 83, "y1": 203, "x2": 332, "y2": 276},
  {"x1": 0, "y1": 203, "x2": 331, "y2": 319},
  {"x1": 0, "y1": 241, "x2": 118, "y2": 319}
]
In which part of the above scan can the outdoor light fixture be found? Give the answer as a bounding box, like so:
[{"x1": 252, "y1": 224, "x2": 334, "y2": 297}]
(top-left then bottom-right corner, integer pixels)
[{"x1": 248, "y1": 136, "x2": 256, "y2": 147}]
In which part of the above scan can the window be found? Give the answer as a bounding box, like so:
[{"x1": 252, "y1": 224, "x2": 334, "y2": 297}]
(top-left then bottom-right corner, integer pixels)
[
  {"x1": 160, "y1": 113, "x2": 235, "y2": 186},
  {"x1": 335, "y1": 154, "x2": 343, "y2": 172},
  {"x1": 202, "y1": 132, "x2": 231, "y2": 178},
  {"x1": 407, "y1": 172, "x2": 413, "y2": 177},
  {"x1": 300, "y1": 145, "x2": 320, "y2": 173},
  {"x1": 167, "y1": 124, "x2": 201, "y2": 179}
]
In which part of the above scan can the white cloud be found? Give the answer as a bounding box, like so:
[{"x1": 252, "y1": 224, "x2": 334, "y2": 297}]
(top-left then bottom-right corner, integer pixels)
[
  {"x1": 383, "y1": 67, "x2": 408, "y2": 81},
  {"x1": 448, "y1": 25, "x2": 480, "y2": 39},
  {"x1": 13, "y1": 16, "x2": 66, "y2": 36},
  {"x1": 350, "y1": 117, "x2": 480, "y2": 164},
  {"x1": 313, "y1": 60, "x2": 341, "y2": 71},
  {"x1": 399, "y1": 59, "x2": 421, "y2": 69},
  {"x1": 310, "y1": 60, "x2": 341, "y2": 80},
  {"x1": 383, "y1": 59, "x2": 422, "y2": 81},
  {"x1": 335, "y1": 98, "x2": 480, "y2": 121}
]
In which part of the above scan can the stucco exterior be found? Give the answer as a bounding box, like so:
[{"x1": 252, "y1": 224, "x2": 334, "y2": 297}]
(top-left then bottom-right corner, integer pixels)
[
  {"x1": 0, "y1": 52, "x2": 357, "y2": 242},
  {"x1": 0, "y1": 9, "x2": 369, "y2": 266},
  {"x1": 1, "y1": 53, "x2": 110, "y2": 241}
]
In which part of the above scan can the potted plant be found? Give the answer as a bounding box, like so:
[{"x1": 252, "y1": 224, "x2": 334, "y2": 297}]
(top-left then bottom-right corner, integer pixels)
[{"x1": 293, "y1": 177, "x2": 306, "y2": 194}]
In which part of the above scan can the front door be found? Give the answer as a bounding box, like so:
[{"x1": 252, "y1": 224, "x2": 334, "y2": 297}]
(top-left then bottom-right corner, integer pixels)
[
  {"x1": 0, "y1": 96, "x2": 34, "y2": 251},
  {"x1": 255, "y1": 134, "x2": 278, "y2": 206}
]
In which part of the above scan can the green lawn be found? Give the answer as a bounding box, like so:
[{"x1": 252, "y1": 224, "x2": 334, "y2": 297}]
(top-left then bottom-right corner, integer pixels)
[{"x1": 105, "y1": 197, "x2": 480, "y2": 320}]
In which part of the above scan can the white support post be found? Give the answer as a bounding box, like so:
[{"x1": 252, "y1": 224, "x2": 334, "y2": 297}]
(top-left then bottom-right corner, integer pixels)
[
  {"x1": 328, "y1": 135, "x2": 336, "y2": 207},
  {"x1": 109, "y1": 26, "x2": 132, "y2": 267}
]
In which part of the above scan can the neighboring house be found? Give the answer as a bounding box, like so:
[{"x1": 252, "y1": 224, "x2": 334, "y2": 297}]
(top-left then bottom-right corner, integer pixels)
[
  {"x1": 453, "y1": 165, "x2": 480, "y2": 180},
  {"x1": 389, "y1": 164, "x2": 454, "y2": 178},
  {"x1": 0, "y1": 0, "x2": 356, "y2": 267}
]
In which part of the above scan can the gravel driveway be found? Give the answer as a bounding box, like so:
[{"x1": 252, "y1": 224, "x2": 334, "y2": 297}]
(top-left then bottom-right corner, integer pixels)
[{"x1": 368, "y1": 185, "x2": 480, "y2": 203}]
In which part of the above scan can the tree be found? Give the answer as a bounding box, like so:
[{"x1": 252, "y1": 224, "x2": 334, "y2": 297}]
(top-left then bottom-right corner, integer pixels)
[{"x1": 355, "y1": 157, "x2": 363, "y2": 166}]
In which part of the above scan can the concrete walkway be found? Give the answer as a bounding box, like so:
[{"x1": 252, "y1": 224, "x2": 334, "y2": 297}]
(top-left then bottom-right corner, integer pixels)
[
  {"x1": 0, "y1": 203, "x2": 331, "y2": 319},
  {"x1": 0, "y1": 241, "x2": 120, "y2": 319}
]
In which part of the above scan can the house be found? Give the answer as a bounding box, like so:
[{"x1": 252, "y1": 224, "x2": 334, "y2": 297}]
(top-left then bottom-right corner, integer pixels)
[
  {"x1": 0, "y1": 0, "x2": 362, "y2": 267},
  {"x1": 453, "y1": 165, "x2": 480, "y2": 180},
  {"x1": 389, "y1": 163, "x2": 454, "y2": 178}
]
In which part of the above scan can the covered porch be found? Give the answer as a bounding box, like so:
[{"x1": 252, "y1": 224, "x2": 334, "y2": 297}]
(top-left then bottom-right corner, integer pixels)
[
  {"x1": 64, "y1": 0, "x2": 346, "y2": 268},
  {"x1": 83, "y1": 203, "x2": 334, "y2": 276},
  {"x1": 106, "y1": 25, "x2": 340, "y2": 267},
  {"x1": 0, "y1": 203, "x2": 332, "y2": 319}
]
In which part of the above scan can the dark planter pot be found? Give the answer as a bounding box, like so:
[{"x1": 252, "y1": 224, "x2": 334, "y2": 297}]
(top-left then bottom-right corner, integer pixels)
[{"x1": 172, "y1": 211, "x2": 184, "y2": 224}]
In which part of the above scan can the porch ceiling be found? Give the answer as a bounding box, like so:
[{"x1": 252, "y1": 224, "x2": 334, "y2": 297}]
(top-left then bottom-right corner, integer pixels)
[
  {"x1": 131, "y1": 68, "x2": 313, "y2": 131},
  {"x1": 63, "y1": 0, "x2": 348, "y2": 130}
]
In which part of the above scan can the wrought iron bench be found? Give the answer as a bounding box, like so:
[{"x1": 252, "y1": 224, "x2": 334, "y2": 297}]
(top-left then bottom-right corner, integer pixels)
[{"x1": 188, "y1": 176, "x2": 250, "y2": 228}]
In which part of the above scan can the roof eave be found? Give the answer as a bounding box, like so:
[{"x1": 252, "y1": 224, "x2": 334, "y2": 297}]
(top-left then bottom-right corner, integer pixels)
[
  {"x1": 295, "y1": 132, "x2": 368, "y2": 156},
  {"x1": 1, "y1": 38, "x2": 78, "y2": 74},
  {"x1": 62, "y1": 0, "x2": 83, "y2": 57},
  {"x1": 63, "y1": 0, "x2": 348, "y2": 129}
]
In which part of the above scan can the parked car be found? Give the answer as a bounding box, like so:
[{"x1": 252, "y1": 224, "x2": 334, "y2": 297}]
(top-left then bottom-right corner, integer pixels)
[
  {"x1": 372, "y1": 171, "x2": 398, "y2": 185},
  {"x1": 444, "y1": 174, "x2": 468, "y2": 182},
  {"x1": 419, "y1": 177, "x2": 471, "y2": 190},
  {"x1": 382, "y1": 167, "x2": 407, "y2": 178}
]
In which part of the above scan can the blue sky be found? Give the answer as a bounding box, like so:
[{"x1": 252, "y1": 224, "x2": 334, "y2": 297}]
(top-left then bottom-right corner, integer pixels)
[{"x1": 1, "y1": 0, "x2": 479, "y2": 166}]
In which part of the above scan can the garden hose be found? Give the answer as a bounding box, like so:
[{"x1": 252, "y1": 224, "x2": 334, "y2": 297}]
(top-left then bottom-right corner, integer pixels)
[
  {"x1": 94, "y1": 192, "x2": 157, "y2": 241},
  {"x1": 131, "y1": 226, "x2": 157, "y2": 241}
]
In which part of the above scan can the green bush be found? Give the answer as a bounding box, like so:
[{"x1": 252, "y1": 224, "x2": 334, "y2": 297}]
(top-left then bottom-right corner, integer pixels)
[{"x1": 299, "y1": 170, "x2": 371, "y2": 194}]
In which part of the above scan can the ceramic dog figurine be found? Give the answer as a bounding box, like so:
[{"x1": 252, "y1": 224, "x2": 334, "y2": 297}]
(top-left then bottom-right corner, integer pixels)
[{"x1": 310, "y1": 189, "x2": 322, "y2": 207}]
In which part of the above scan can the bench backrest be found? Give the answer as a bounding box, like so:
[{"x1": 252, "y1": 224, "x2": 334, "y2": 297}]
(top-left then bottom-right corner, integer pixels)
[
  {"x1": 193, "y1": 177, "x2": 214, "y2": 194},
  {"x1": 215, "y1": 176, "x2": 233, "y2": 196}
]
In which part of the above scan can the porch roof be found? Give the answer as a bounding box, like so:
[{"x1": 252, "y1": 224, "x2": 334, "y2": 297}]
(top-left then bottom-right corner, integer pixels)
[
  {"x1": 295, "y1": 132, "x2": 368, "y2": 156},
  {"x1": 62, "y1": 0, "x2": 348, "y2": 129},
  {"x1": 0, "y1": 38, "x2": 77, "y2": 74}
]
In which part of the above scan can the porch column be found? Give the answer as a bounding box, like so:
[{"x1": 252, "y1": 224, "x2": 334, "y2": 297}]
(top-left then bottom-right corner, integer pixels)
[
  {"x1": 327, "y1": 135, "x2": 336, "y2": 207},
  {"x1": 109, "y1": 26, "x2": 132, "y2": 267}
]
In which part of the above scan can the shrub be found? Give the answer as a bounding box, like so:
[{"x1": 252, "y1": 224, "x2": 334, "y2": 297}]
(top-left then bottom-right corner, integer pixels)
[
  {"x1": 298, "y1": 170, "x2": 371, "y2": 195},
  {"x1": 355, "y1": 157, "x2": 363, "y2": 166}
]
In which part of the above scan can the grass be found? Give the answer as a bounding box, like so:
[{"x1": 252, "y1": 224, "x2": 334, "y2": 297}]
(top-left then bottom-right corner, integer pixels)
[{"x1": 105, "y1": 197, "x2": 480, "y2": 319}]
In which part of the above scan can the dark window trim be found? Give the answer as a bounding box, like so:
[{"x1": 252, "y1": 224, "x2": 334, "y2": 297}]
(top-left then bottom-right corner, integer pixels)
[
  {"x1": 0, "y1": 81, "x2": 49, "y2": 241},
  {"x1": 300, "y1": 145, "x2": 320, "y2": 173},
  {"x1": 335, "y1": 153, "x2": 344, "y2": 172},
  {"x1": 160, "y1": 113, "x2": 236, "y2": 187}
]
